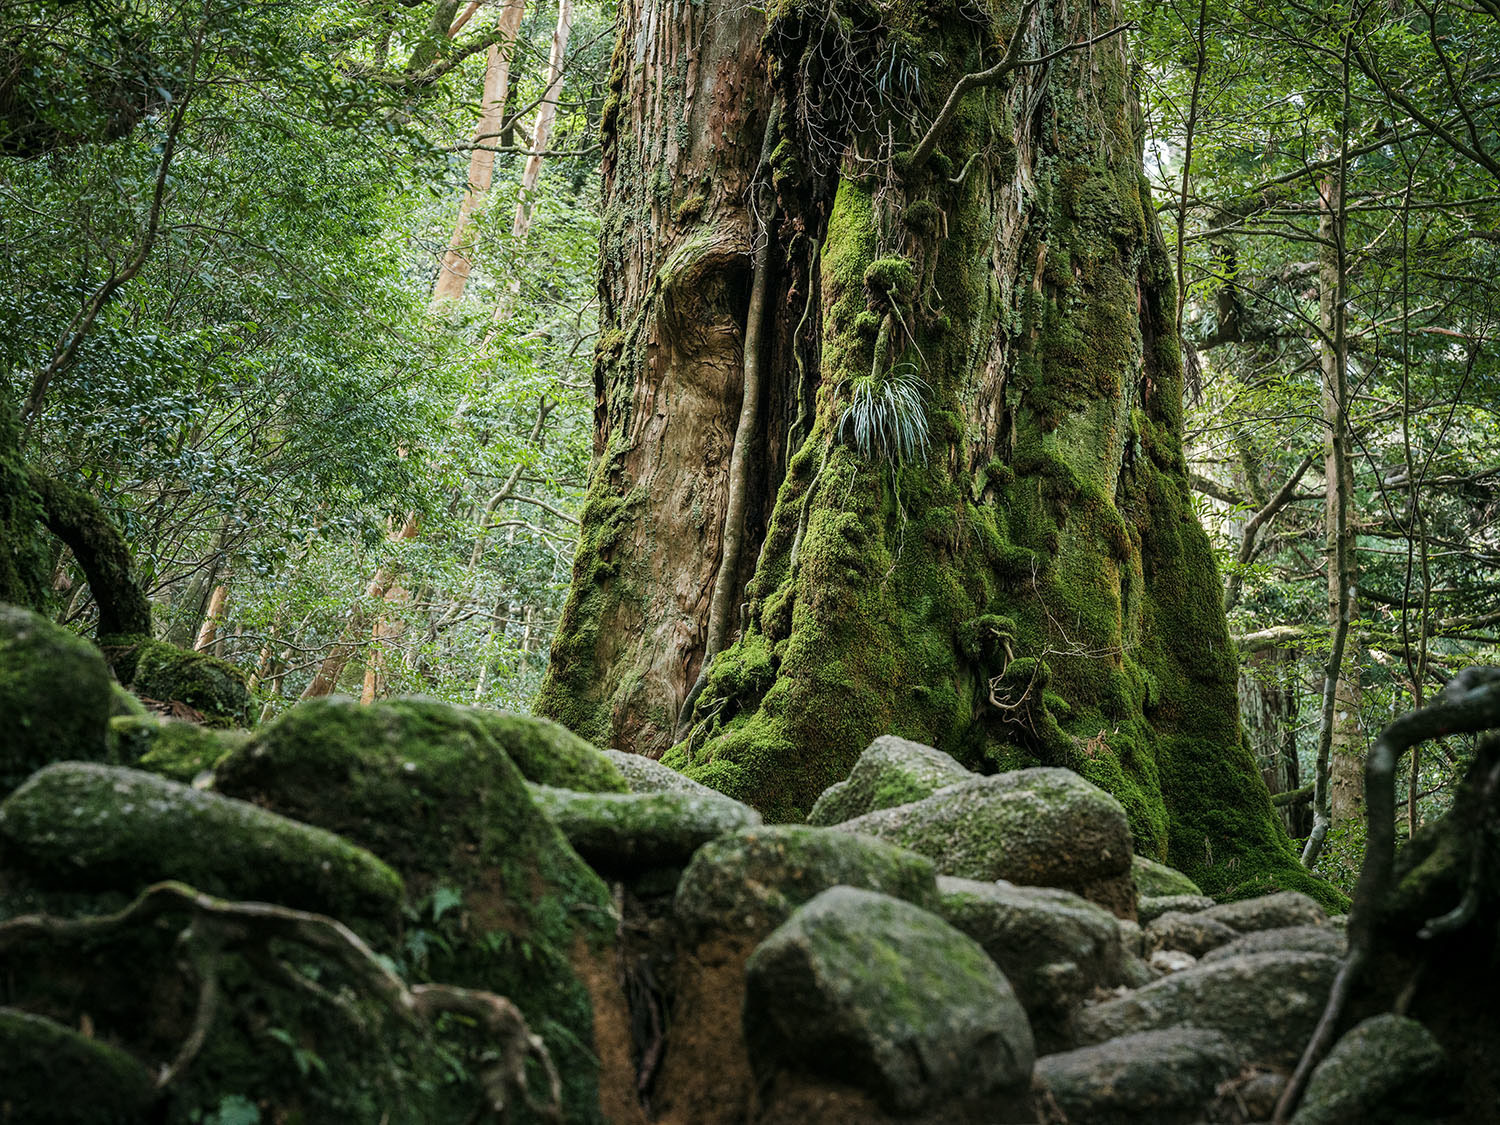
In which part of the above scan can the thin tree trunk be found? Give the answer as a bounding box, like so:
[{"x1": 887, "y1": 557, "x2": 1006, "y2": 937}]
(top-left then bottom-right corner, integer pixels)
[
  {"x1": 301, "y1": 511, "x2": 420, "y2": 700},
  {"x1": 430, "y1": 0, "x2": 528, "y2": 307},
  {"x1": 1304, "y1": 94, "x2": 1356, "y2": 867},
  {"x1": 194, "y1": 583, "x2": 229, "y2": 651},
  {"x1": 511, "y1": 0, "x2": 573, "y2": 241}
]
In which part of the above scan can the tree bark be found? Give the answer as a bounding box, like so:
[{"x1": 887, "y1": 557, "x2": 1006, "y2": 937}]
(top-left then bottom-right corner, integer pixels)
[
  {"x1": 430, "y1": 0, "x2": 528, "y2": 307},
  {"x1": 540, "y1": 0, "x2": 1312, "y2": 896}
]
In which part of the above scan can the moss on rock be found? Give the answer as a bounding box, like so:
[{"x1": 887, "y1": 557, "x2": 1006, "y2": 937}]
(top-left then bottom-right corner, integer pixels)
[
  {"x1": 0, "y1": 602, "x2": 113, "y2": 796},
  {"x1": 0, "y1": 1008, "x2": 155, "y2": 1124},
  {"x1": 529, "y1": 783, "x2": 761, "y2": 875},
  {"x1": 127, "y1": 639, "x2": 251, "y2": 728},
  {"x1": 675, "y1": 823, "x2": 940, "y2": 940},
  {"x1": 0, "y1": 763, "x2": 404, "y2": 929},
  {"x1": 214, "y1": 696, "x2": 618, "y2": 1123},
  {"x1": 835, "y1": 768, "x2": 1136, "y2": 916},
  {"x1": 807, "y1": 735, "x2": 974, "y2": 826},
  {"x1": 1133, "y1": 854, "x2": 1204, "y2": 899},
  {"x1": 467, "y1": 709, "x2": 628, "y2": 792},
  {"x1": 107, "y1": 714, "x2": 246, "y2": 781}
]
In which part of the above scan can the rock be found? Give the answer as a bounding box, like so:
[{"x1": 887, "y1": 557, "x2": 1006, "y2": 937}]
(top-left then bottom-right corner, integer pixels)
[
  {"x1": 108, "y1": 683, "x2": 147, "y2": 718},
  {"x1": 1145, "y1": 910, "x2": 1241, "y2": 956},
  {"x1": 806, "y1": 735, "x2": 973, "y2": 827},
  {"x1": 1139, "y1": 893, "x2": 1216, "y2": 923},
  {"x1": 1291, "y1": 1014, "x2": 1451, "y2": 1124},
  {"x1": 107, "y1": 714, "x2": 246, "y2": 782},
  {"x1": 0, "y1": 602, "x2": 112, "y2": 795},
  {"x1": 743, "y1": 886, "x2": 1035, "y2": 1114},
  {"x1": 0, "y1": 1008, "x2": 155, "y2": 1124},
  {"x1": 529, "y1": 783, "x2": 761, "y2": 874},
  {"x1": 1201, "y1": 924, "x2": 1347, "y2": 963},
  {"x1": 1117, "y1": 917, "x2": 1146, "y2": 959},
  {"x1": 1075, "y1": 950, "x2": 1340, "y2": 1066},
  {"x1": 127, "y1": 638, "x2": 251, "y2": 727},
  {"x1": 1149, "y1": 948, "x2": 1198, "y2": 974},
  {"x1": 1201, "y1": 890, "x2": 1328, "y2": 932},
  {"x1": 0, "y1": 762, "x2": 403, "y2": 927},
  {"x1": 604, "y1": 748, "x2": 721, "y2": 795},
  {"x1": 934, "y1": 875, "x2": 1130, "y2": 1051},
  {"x1": 834, "y1": 768, "x2": 1135, "y2": 916},
  {"x1": 1033, "y1": 1028, "x2": 1241, "y2": 1125},
  {"x1": 1134, "y1": 854, "x2": 1204, "y2": 898},
  {"x1": 468, "y1": 708, "x2": 627, "y2": 792},
  {"x1": 214, "y1": 695, "x2": 624, "y2": 1122},
  {"x1": 675, "y1": 824, "x2": 939, "y2": 939}
]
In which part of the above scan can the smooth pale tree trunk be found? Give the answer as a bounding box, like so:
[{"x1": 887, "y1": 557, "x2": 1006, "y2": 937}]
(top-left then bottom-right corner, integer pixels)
[
  {"x1": 193, "y1": 583, "x2": 229, "y2": 651},
  {"x1": 301, "y1": 511, "x2": 421, "y2": 700},
  {"x1": 431, "y1": 0, "x2": 528, "y2": 307},
  {"x1": 540, "y1": 0, "x2": 1317, "y2": 898},
  {"x1": 512, "y1": 0, "x2": 573, "y2": 239}
]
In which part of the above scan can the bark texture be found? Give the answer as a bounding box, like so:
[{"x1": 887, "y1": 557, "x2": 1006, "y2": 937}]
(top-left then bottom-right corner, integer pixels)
[{"x1": 540, "y1": 0, "x2": 1320, "y2": 899}]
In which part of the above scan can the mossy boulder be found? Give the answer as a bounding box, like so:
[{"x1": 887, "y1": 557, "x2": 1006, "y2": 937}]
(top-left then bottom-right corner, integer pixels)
[
  {"x1": 1199, "y1": 890, "x2": 1327, "y2": 933},
  {"x1": 214, "y1": 695, "x2": 619, "y2": 1124},
  {"x1": 835, "y1": 768, "x2": 1136, "y2": 917},
  {"x1": 0, "y1": 1008, "x2": 155, "y2": 1124},
  {"x1": 934, "y1": 876, "x2": 1135, "y2": 1053},
  {"x1": 806, "y1": 735, "x2": 973, "y2": 827},
  {"x1": 108, "y1": 683, "x2": 148, "y2": 718},
  {"x1": 1290, "y1": 1014, "x2": 1452, "y2": 1125},
  {"x1": 1144, "y1": 911, "x2": 1240, "y2": 957},
  {"x1": 675, "y1": 824, "x2": 940, "y2": 939},
  {"x1": 468, "y1": 708, "x2": 627, "y2": 792},
  {"x1": 107, "y1": 714, "x2": 246, "y2": 781},
  {"x1": 529, "y1": 784, "x2": 761, "y2": 875},
  {"x1": 1200, "y1": 924, "x2": 1346, "y2": 963},
  {"x1": 1074, "y1": 951, "x2": 1341, "y2": 1067},
  {"x1": 1138, "y1": 893, "x2": 1215, "y2": 923},
  {"x1": 1133, "y1": 854, "x2": 1203, "y2": 898},
  {"x1": 127, "y1": 639, "x2": 251, "y2": 728},
  {"x1": 0, "y1": 602, "x2": 112, "y2": 795},
  {"x1": 743, "y1": 886, "x2": 1035, "y2": 1115},
  {"x1": 604, "y1": 748, "x2": 721, "y2": 796},
  {"x1": 0, "y1": 762, "x2": 403, "y2": 929},
  {"x1": 1033, "y1": 1028, "x2": 1242, "y2": 1125}
]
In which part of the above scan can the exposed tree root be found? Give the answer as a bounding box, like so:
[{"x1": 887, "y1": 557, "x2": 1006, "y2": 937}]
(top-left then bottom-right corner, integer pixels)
[
  {"x1": 0, "y1": 880, "x2": 561, "y2": 1122},
  {"x1": 1273, "y1": 669, "x2": 1500, "y2": 1124}
]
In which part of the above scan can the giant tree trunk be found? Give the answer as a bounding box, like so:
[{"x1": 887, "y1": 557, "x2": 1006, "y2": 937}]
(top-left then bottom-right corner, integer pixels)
[{"x1": 540, "y1": 0, "x2": 1316, "y2": 896}]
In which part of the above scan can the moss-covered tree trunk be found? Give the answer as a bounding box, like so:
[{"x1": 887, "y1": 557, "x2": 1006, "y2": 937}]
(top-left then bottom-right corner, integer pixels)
[{"x1": 540, "y1": 0, "x2": 1320, "y2": 897}]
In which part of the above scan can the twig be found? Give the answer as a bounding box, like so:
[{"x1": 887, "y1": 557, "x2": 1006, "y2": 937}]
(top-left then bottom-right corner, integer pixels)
[{"x1": 908, "y1": 3, "x2": 1135, "y2": 170}]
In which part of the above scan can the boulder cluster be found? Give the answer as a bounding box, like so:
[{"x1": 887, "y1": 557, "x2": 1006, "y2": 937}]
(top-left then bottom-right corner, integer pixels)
[{"x1": 0, "y1": 606, "x2": 1471, "y2": 1123}]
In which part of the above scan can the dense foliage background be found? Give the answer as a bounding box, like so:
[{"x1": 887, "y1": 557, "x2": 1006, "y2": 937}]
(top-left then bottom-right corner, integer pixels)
[{"x1": 3, "y1": 0, "x2": 1496, "y2": 888}]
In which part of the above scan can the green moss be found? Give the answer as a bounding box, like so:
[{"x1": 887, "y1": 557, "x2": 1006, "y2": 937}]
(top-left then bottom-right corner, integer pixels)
[
  {"x1": 127, "y1": 639, "x2": 250, "y2": 728},
  {"x1": 107, "y1": 714, "x2": 245, "y2": 781},
  {"x1": 863, "y1": 256, "x2": 918, "y2": 300},
  {"x1": 901, "y1": 199, "x2": 941, "y2": 235},
  {"x1": 0, "y1": 1009, "x2": 154, "y2": 1124},
  {"x1": 215, "y1": 697, "x2": 617, "y2": 1122},
  {"x1": 673, "y1": 192, "x2": 707, "y2": 223},
  {"x1": 468, "y1": 709, "x2": 627, "y2": 793},
  {"x1": 0, "y1": 603, "x2": 113, "y2": 796},
  {"x1": 0, "y1": 762, "x2": 404, "y2": 929}
]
